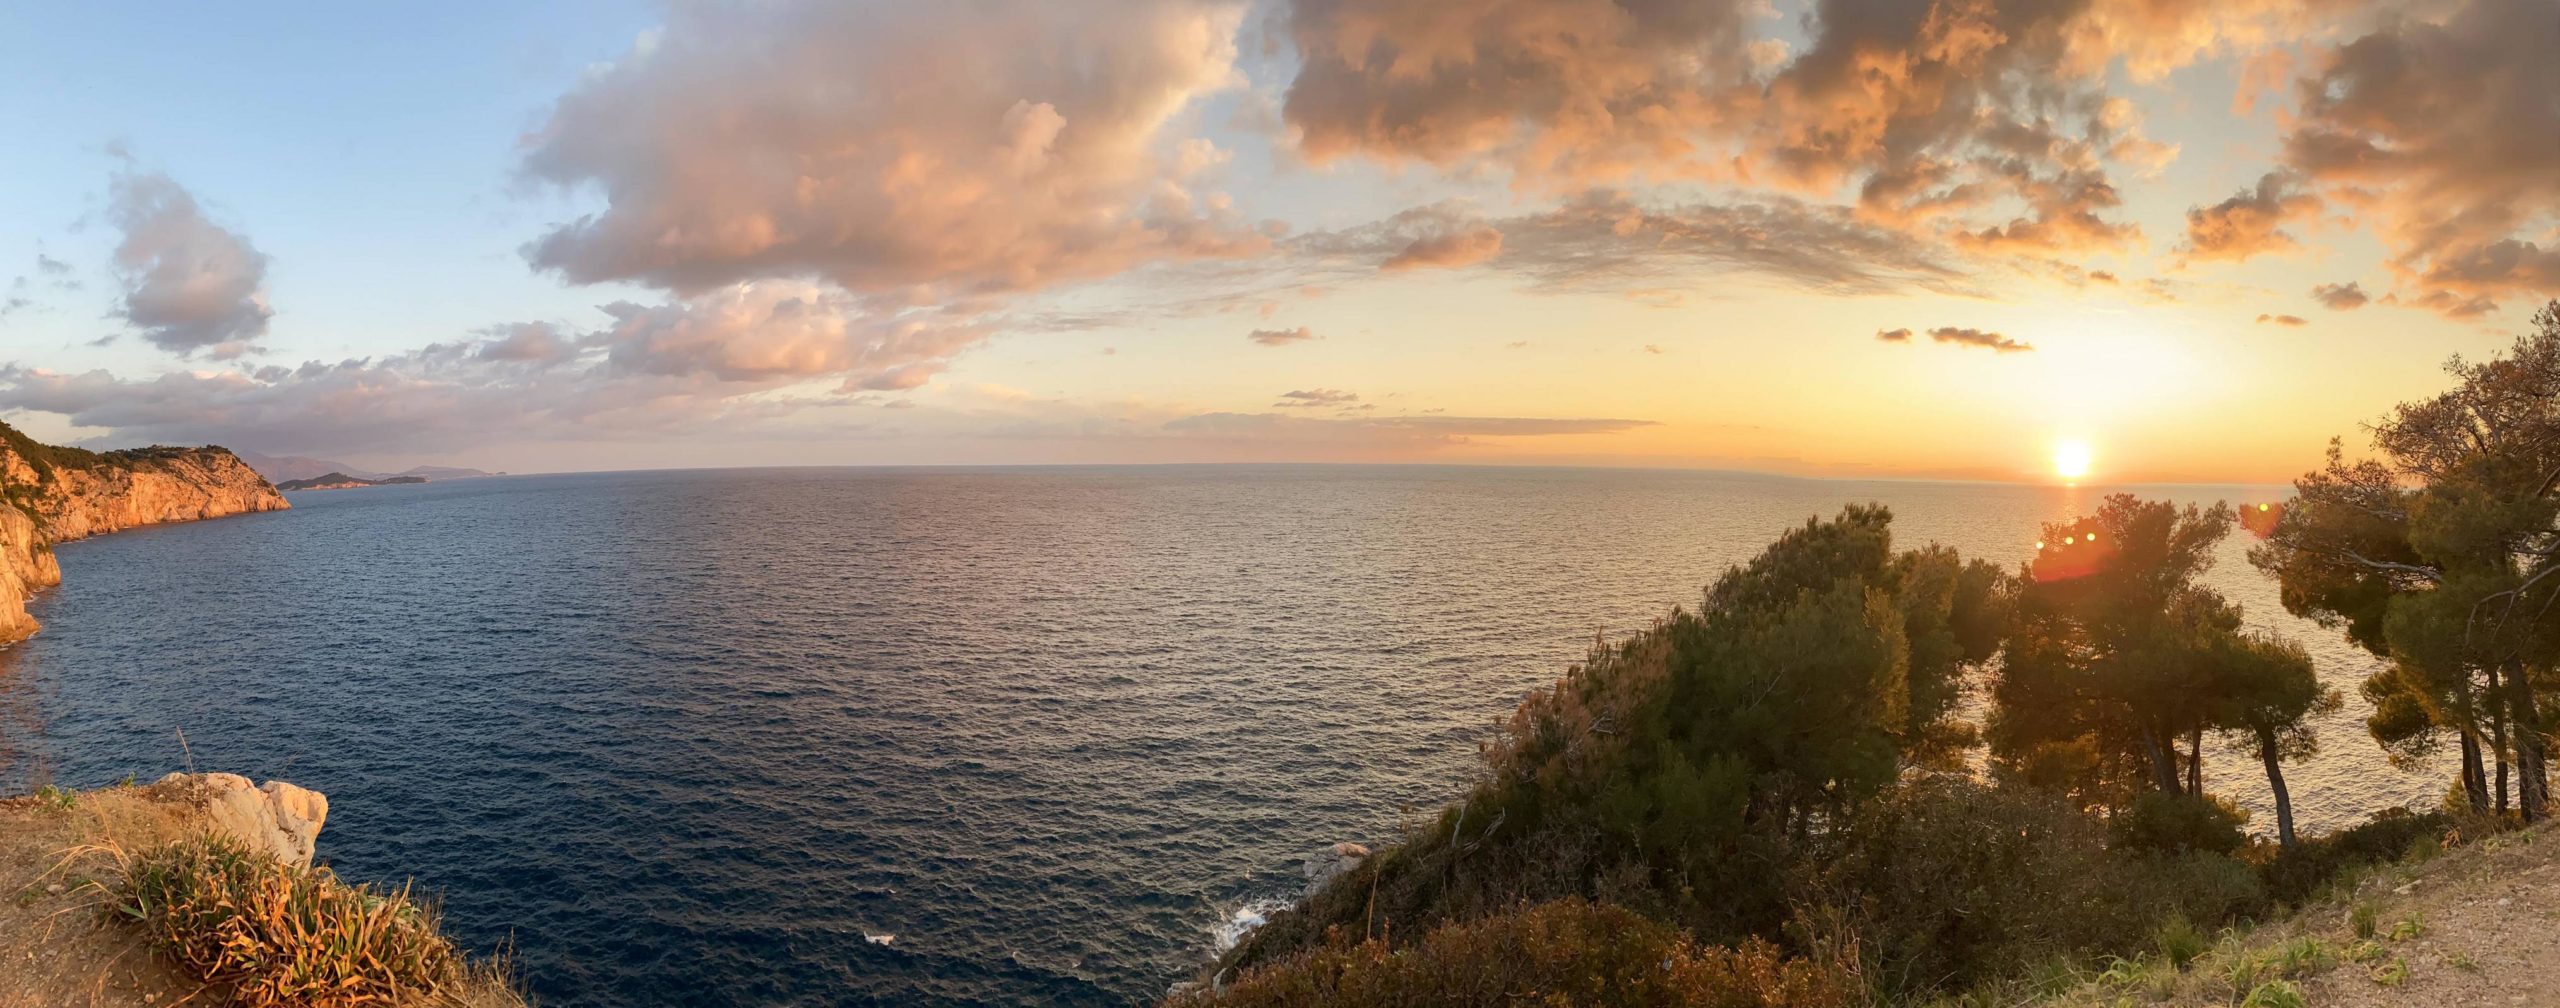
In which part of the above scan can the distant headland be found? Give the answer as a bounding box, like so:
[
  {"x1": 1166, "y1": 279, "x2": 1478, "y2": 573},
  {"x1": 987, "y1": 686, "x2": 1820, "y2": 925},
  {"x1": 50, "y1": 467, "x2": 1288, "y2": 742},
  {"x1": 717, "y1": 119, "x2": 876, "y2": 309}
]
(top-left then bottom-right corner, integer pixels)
[{"x1": 275, "y1": 471, "x2": 429, "y2": 492}]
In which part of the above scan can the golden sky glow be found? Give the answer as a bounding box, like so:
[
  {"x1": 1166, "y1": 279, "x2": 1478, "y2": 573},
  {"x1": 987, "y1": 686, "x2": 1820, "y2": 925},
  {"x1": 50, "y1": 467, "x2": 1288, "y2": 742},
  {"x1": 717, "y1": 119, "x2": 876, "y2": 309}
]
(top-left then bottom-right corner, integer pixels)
[{"x1": 1, "y1": 1, "x2": 2552, "y2": 482}]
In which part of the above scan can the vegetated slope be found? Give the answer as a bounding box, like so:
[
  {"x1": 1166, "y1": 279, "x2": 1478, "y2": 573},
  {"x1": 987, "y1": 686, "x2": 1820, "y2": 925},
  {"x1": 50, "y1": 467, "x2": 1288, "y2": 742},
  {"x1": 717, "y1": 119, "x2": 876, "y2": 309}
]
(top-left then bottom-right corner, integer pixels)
[{"x1": 1176, "y1": 503, "x2": 2481, "y2": 1008}]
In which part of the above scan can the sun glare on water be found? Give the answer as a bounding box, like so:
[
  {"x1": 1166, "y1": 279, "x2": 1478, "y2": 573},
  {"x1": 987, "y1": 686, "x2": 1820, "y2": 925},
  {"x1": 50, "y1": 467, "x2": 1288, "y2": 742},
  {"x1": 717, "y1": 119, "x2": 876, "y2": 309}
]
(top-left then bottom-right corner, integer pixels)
[{"x1": 2052, "y1": 440, "x2": 2094, "y2": 482}]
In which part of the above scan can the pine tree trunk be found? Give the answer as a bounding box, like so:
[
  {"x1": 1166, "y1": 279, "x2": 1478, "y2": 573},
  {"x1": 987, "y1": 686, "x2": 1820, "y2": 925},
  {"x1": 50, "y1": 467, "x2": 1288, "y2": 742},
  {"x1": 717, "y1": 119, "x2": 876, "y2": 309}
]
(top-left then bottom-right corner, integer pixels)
[
  {"x1": 2490, "y1": 664, "x2": 2513, "y2": 815},
  {"x1": 2258, "y1": 725, "x2": 2295, "y2": 849},
  {"x1": 2187, "y1": 726, "x2": 2203, "y2": 795},
  {"x1": 2461, "y1": 728, "x2": 2492, "y2": 813},
  {"x1": 2506, "y1": 662, "x2": 2548, "y2": 824},
  {"x1": 2144, "y1": 728, "x2": 2182, "y2": 796}
]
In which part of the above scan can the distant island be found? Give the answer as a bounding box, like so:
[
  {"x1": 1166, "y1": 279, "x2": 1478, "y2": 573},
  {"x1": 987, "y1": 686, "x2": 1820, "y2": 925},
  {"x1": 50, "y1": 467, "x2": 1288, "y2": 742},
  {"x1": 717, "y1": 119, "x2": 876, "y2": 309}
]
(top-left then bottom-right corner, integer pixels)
[
  {"x1": 274, "y1": 471, "x2": 429, "y2": 492},
  {"x1": 237, "y1": 451, "x2": 496, "y2": 485}
]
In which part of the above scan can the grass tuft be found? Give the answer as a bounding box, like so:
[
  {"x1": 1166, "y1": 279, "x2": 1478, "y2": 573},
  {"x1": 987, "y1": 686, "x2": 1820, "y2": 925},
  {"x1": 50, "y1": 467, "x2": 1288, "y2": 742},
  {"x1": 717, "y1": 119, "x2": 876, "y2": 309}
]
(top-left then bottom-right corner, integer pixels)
[
  {"x1": 30, "y1": 786, "x2": 76, "y2": 813},
  {"x1": 93, "y1": 833, "x2": 498, "y2": 1008},
  {"x1": 2151, "y1": 913, "x2": 2207, "y2": 968},
  {"x1": 2347, "y1": 900, "x2": 2378, "y2": 939},
  {"x1": 2239, "y1": 978, "x2": 2306, "y2": 1008}
]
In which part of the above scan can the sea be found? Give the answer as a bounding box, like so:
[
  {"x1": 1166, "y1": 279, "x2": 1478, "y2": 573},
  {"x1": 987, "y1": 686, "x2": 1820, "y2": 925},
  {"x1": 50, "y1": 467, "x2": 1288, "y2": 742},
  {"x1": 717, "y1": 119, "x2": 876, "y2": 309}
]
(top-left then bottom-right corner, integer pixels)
[{"x1": 0, "y1": 466, "x2": 2446, "y2": 1006}]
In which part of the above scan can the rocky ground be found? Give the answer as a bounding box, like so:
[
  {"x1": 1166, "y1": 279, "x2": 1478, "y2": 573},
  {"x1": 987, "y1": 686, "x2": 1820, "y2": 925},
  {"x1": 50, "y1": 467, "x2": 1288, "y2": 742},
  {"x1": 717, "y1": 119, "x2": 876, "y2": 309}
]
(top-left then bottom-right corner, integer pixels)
[
  {"x1": 2049, "y1": 819, "x2": 2560, "y2": 1007},
  {"x1": 0, "y1": 780, "x2": 215, "y2": 1008}
]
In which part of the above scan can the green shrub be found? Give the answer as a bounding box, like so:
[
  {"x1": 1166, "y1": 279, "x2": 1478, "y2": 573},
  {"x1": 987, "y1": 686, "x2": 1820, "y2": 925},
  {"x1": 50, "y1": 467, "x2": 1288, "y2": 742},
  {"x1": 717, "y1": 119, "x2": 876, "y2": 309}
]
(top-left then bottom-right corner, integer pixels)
[
  {"x1": 1168, "y1": 899, "x2": 1857, "y2": 1008},
  {"x1": 2260, "y1": 806, "x2": 2454, "y2": 902},
  {"x1": 1816, "y1": 777, "x2": 2264, "y2": 999},
  {"x1": 2109, "y1": 792, "x2": 2248, "y2": 856}
]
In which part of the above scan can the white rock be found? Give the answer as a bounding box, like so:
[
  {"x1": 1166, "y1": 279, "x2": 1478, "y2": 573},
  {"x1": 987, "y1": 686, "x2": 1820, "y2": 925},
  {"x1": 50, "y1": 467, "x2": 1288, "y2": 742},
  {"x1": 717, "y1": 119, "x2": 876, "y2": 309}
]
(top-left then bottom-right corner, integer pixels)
[
  {"x1": 156, "y1": 772, "x2": 330, "y2": 867},
  {"x1": 1301, "y1": 840, "x2": 1372, "y2": 892}
]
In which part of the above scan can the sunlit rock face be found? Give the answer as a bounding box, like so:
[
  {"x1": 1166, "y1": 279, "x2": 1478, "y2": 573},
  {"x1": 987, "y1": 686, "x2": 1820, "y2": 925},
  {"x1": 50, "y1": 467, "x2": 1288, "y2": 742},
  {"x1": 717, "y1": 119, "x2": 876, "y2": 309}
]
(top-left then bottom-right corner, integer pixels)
[
  {"x1": 0, "y1": 434, "x2": 287, "y2": 643},
  {"x1": 0, "y1": 505, "x2": 58, "y2": 643}
]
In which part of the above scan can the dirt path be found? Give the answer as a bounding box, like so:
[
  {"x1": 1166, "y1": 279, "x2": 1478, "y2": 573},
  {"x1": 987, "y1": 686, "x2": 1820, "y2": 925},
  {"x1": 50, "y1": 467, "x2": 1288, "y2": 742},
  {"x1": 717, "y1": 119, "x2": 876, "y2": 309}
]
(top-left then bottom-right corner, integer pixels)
[
  {"x1": 0, "y1": 783, "x2": 208, "y2": 1008},
  {"x1": 2055, "y1": 821, "x2": 2560, "y2": 1007},
  {"x1": 2287, "y1": 825, "x2": 2560, "y2": 1008}
]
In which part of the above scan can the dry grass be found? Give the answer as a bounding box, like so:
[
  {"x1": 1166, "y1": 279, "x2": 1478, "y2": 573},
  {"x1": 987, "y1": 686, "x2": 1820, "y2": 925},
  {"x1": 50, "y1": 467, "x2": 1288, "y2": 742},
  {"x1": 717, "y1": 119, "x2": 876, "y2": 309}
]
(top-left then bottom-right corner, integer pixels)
[
  {"x1": 91, "y1": 833, "x2": 505, "y2": 1008},
  {"x1": 2, "y1": 781, "x2": 525, "y2": 1008}
]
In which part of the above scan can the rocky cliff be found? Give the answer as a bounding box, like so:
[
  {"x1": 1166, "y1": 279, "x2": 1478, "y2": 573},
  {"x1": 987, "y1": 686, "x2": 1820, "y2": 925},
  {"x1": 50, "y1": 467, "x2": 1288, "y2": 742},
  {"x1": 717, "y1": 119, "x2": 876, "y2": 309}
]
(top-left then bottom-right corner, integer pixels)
[{"x1": 0, "y1": 423, "x2": 289, "y2": 643}]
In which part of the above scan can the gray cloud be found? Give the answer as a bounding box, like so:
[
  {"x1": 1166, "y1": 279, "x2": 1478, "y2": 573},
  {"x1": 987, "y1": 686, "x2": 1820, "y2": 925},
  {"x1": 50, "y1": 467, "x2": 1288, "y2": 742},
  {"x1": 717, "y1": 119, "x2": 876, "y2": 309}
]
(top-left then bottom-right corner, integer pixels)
[
  {"x1": 1164, "y1": 411, "x2": 1655, "y2": 444},
  {"x1": 1247, "y1": 326, "x2": 1317, "y2": 346},
  {"x1": 595, "y1": 283, "x2": 982, "y2": 383},
  {"x1": 1275, "y1": 387, "x2": 1358, "y2": 407},
  {"x1": 2310, "y1": 281, "x2": 2369, "y2": 310},
  {"x1": 1876, "y1": 328, "x2": 1912, "y2": 343},
  {"x1": 107, "y1": 171, "x2": 272, "y2": 358},
  {"x1": 1492, "y1": 193, "x2": 1980, "y2": 298},
  {"x1": 1381, "y1": 225, "x2": 1504, "y2": 271},
  {"x1": 2277, "y1": 0, "x2": 2560, "y2": 316},
  {"x1": 0, "y1": 281, "x2": 981, "y2": 455},
  {"x1": 2256, "y1": 313, "x2": 2308, "y2": 327},
  {"x1": 473, "y1": 322, "x2": 583, "y2": 365},
  {"x1": 1269, "y1": 0, "x2": 2334, "y2": 263},
  {"x1": 1925, "y1": 326, "x2": 2032, "y2": 353}
]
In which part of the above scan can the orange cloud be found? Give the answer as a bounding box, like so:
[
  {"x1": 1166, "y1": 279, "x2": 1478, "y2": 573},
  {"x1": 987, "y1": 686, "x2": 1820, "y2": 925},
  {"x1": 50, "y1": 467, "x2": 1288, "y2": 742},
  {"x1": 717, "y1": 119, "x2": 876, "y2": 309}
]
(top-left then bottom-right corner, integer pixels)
[
  {"x1": 1283, "y1": 0, "x2": 1751, "y2": 180},
  {"x1": 520, "y1": 0, "x2": 1267, "y2": 295},
  {"x1": 2179, "y1": 172, "x2": 2320, "y2": 263}
]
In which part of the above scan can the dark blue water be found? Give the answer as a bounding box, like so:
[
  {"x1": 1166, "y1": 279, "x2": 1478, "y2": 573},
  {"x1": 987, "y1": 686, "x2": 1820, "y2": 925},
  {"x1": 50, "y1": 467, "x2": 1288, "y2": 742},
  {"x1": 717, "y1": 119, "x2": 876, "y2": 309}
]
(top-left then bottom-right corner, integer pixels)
[{"x1": 0, "y1": 467, "x2": 2442, "y2": 1006}]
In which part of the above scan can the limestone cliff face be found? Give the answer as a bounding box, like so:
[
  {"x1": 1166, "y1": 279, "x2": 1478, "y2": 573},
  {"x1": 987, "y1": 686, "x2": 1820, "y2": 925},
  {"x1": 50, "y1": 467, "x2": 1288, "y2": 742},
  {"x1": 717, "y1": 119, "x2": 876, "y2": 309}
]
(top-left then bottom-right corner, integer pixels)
[
  {"x1": 0, "y1": 506, "x2": 56, "y2": 643},
  {"x1": 0, "y1": 431, "x2": 288, "y2": 644}
]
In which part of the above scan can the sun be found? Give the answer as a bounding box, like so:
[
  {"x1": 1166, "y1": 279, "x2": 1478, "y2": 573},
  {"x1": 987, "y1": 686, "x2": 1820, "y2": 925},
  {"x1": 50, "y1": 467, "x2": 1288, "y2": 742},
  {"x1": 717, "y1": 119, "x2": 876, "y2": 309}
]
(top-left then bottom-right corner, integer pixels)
[{"x1": 2053, "y1": 439, "x2": 2094, "y2": 482}]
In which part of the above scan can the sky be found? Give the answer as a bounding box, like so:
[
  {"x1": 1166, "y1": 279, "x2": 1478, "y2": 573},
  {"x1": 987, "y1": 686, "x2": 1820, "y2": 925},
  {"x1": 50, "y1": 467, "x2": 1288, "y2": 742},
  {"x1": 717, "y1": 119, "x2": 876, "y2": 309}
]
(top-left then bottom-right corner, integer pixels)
[{"x1": 1, "y1": 0, "x2": 2553, "y2": 484}]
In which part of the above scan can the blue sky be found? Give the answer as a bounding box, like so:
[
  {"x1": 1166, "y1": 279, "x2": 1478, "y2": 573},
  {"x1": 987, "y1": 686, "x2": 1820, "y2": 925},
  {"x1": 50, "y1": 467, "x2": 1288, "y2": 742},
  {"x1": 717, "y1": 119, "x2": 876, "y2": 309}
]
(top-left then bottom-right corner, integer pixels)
[{"x1": 2, "y1": 4, "x2": 658, "y2": 366}]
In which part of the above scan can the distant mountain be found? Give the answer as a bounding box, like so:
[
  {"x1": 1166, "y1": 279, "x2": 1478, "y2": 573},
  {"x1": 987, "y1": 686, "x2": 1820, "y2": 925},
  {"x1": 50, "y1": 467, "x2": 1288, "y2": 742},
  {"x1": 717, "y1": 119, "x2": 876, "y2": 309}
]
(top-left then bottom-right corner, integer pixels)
[
  {"x1": 238, "y1": 452, "x2": 382, "y2": 484},
  {"x1": 274, "y1": 472, "x2": 429, "y2": 492},
  {"x1": 391, "y1": 465, "x2": 494, "y2": 480},
  {"x1": 240, "y1": 454, "x2": 498, "y2": 484}
]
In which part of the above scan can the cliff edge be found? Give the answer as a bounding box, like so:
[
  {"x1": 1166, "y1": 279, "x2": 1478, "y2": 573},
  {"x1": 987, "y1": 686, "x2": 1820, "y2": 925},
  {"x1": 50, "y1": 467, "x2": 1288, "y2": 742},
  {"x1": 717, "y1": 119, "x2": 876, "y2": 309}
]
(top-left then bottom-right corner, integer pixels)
[
  {"x1": 1, "y1": 774, "x2": 523, "y2": 1008},
  {"x1": 0, "y1": 422, "x2": 288, "y2": 644}
]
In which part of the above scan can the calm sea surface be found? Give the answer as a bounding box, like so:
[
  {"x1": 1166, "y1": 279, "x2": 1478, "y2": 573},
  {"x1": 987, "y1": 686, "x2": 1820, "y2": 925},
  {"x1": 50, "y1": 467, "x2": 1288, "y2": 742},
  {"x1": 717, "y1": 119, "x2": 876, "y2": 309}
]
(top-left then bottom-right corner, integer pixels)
[{"x1": 0, "y1": 466, "x2": 2443, "y2": 1006}]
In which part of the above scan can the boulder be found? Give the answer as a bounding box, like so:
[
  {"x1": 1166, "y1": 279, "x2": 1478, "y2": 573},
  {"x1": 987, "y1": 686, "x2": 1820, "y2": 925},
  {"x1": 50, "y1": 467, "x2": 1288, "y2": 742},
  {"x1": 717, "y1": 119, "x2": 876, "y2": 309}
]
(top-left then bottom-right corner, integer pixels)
[
  {"x1": 1301, "y1": 840, "x2": 1371, "y2": 892},
  {"x1": 156, "y1": 772, "x2": 330, "y2": 867}
]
